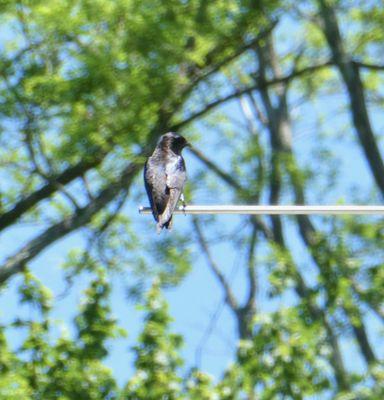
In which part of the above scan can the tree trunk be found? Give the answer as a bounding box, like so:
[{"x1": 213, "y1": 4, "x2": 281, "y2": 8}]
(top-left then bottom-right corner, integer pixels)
[{"x1": 318, "y1": 0, "x2": 384, "y2": 198}]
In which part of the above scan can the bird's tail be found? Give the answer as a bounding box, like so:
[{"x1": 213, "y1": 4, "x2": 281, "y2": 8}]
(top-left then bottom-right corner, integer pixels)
[
  {"x1": 156, "y1": 189, "x2": 179, "y2": 232},
  {"x1": 156, "y1": 216, "x2": 172, "y2": 233}
]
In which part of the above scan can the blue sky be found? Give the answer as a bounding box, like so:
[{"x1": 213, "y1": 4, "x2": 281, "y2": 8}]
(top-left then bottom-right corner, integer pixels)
[
  {"x1": 0, "y1": 7, "x2": 383, "y2": 394},
  {"x1": 1, "y1": 89, "x2": 383, "y2": 387}
]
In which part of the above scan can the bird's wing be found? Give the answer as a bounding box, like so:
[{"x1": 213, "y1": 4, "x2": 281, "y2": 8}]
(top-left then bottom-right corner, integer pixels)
[
  {"x1": 159, "y1": 157, "x2": 186, "y2": 229},
  {"x1": 144, "y1": 160, "x2": 164, "y2": 222}
]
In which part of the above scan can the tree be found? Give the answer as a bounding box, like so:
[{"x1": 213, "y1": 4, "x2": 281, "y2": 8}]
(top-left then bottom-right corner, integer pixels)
[
  {"x1": 123, "y1": 282, "x2": 183, "y2": 400},
  {"x1": 0, "y1": 271, "x2": 119, "y2": 399},
  {"x1": 0, "y1": 0, "x2": 383, "y2": 398}
]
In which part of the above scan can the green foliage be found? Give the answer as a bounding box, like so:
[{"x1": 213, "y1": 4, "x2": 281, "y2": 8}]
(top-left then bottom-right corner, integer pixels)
[
  {"x1": 0, "y1": 272, "x2": 120, "y2": 399},
  {"x1": 185, "y1": 369, "x2": 217, "y2": 400},
  {"x1": 239, "y1": 310, "x2": 330, "y2": 398},
  {"x1": 124, "y1": 282, "x2": 183, "y2": 400},
  {"x1": 75, "y1": 271, "x2": 124, "y2": 360},
  {"x1": 19, "y1": 271, "x2": 53, "y2": 315},
  {"x1": 0, "y1": 327, "x2": 31, "y2": 399},
  {"x1": 0, "y1": 0, "x2": 383, "y2": 399}
]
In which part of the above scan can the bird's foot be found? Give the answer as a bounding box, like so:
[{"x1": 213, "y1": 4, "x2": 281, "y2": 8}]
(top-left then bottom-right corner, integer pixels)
[{"x1": 180, "y1": 193, "x2": 187, "y2": 216}]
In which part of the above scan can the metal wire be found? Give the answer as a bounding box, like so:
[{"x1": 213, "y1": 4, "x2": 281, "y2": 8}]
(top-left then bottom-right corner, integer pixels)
[{"x1": 139, "y1": 205, "x2": 384, "y2": 215}]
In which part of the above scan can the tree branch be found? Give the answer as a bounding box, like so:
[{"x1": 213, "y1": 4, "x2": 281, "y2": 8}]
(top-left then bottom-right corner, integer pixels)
[
  {"x1": 251, "y1": 33, "x2": 352, "y2": 389},
  {"x1": 318, "y1": 0, "x2": 384, "y2": 198},
  {"x1": 189, "y1": 145, "x2": 273, "y2": 240},
  {"x1": 0, "y1": 155, "x2": 104, "y2": 232},
  {"x1": 351, "y1": 317, "x2": 377, "y2": 365},
  {"x1": 188, "y1": 147, "x2": 244, "y2": 193},
  {"x1": 0, "y1": 162, "x2": 139, "y2": 285},
  {"x1": 171, "y1": 60, "x2": 332, "y2": 131},
  {"x1": 354, "y1": 61, "x2": 384, "y2": 71},
  {"x1": 192, "y1": 218, "x2": 238, "y2": 311},
  {"x1": 186, "y1": 19, "x2": 279, "y2": 88},
  {"x1": 245, "y1": 225, "x2": 258, "y2": 308}
]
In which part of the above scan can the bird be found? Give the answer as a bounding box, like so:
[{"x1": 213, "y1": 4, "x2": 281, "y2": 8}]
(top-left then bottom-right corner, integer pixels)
[{"x1": 144, "y1": 132, "x2": 189, "y2": 232}]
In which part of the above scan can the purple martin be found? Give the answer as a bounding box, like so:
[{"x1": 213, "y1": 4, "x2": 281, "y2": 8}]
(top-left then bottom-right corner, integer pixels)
[{"x1": 144, "y1": 132, "x2": 189, "y2": 232}]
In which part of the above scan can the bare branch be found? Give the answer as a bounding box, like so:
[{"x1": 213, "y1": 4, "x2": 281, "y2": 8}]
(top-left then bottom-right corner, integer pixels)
[
  {"x1": 246, "y1": 93, "x2": 268, "y2": 126},
  {"x1": 351, "y1": 316, "x2": 377, "y2": 365},
  {"x1": 189, "y1": 145, "x2": 273, "y2": 240},
  {"x1": 0, "y1": 162, "x2": 139, "y2": 285},
  {"x1": 192, "y1": 217, "x2": 238, "y2": 311},
  {"x1": 354, "y1": 61, "x2": 384, "y2": 71},
  {"x1": 171, "y1": 60, "x2": 332, "y2": 131},
  {"x1": 0, "y1": 155, "x2": 104, "y2": 232},
  {"x1": 82, "y1": 175, "x2": 95, "y2": 201},
  {"x1": 245, "y1": 226, "x2": 258, "y2": 308},
  {"x1": 189, "y1": 147, "x2": 244, "y2": 193},
  {"x1": 195, "y1": 299, "x2": 227, "y2": 368},
  {"x1": 318, "y1": 0, "x2": 384, "y2": 198},
  {"x1": 25, "y1": 128, "x2": 82, "y2": 210},
  {"x1": 251, "y1": 34, "x2": 353, "y2": 388}
]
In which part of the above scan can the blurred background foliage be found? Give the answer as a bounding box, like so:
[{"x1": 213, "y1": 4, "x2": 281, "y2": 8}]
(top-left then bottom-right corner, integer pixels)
[{"x1": 0, "y1": 0, "x2": 383, "y2": 398}]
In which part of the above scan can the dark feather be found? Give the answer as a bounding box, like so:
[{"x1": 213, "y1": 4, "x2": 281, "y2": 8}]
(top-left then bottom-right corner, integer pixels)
[{"x1": 143, "y1": 132, "x2": 188, "y2": 232}]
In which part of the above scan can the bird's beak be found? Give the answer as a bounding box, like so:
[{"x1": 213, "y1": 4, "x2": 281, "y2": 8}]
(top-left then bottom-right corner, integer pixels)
[{"x1": 185, "y1": 142, "x2": 192, "y2": 148}]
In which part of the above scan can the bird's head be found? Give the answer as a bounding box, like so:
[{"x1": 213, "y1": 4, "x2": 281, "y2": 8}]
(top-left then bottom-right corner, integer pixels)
[{"x1": 158, "y1": 132, "x2": 190, "y2": 154}]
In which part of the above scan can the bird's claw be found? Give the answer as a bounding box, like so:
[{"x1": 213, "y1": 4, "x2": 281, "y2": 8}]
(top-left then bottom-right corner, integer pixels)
[{"x1": 180, "y1": 193, "x2": 187, "y2": 216}]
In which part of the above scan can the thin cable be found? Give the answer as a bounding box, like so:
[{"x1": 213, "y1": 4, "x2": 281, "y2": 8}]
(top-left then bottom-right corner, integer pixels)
[{"x1": 139, "y1": 205, "x2": 384, "y2": 215}]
